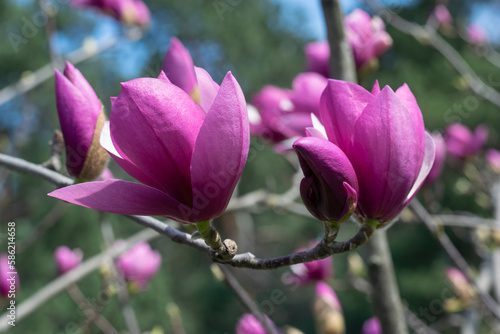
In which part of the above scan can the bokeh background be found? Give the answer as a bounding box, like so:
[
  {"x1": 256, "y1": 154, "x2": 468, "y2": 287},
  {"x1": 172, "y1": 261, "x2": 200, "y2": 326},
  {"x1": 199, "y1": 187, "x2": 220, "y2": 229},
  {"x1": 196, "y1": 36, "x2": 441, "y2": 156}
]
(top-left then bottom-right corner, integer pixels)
[{"x1": 1, "y1": 0, "x2": 500, "y2": 333}]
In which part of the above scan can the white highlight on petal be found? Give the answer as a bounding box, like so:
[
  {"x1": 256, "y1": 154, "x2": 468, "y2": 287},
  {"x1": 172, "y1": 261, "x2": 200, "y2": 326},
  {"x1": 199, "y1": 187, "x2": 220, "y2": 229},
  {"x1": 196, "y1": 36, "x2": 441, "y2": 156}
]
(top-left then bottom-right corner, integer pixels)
[
  {"x1": 246, "y1": 104, "x2": 262, "y2": 125},
  {"x1": 280, "y1": 98, "x2": 294, "y2": 112},
  {"x1": 405, "y1": 131, "x2": 436, "y2": 202},
  {"x1": 100, "y1": 121, "x2": 122, "y2": 159},
  {"x1": 311, "y1": 113, "x2": 327, "y2": 139}
]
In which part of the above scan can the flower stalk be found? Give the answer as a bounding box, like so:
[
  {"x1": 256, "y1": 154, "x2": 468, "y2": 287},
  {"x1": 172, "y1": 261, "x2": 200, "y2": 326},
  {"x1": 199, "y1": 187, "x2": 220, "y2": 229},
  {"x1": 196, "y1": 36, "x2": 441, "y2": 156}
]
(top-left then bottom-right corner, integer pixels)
[{"x1": 196, "y1": 220, "x2": 237, "y2": 261}]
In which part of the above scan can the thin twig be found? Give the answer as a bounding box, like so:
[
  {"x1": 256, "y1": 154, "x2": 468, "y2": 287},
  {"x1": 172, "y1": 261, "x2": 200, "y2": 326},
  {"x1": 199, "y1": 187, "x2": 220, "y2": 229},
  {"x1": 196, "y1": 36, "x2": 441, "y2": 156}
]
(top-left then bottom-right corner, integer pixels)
[
  {"x1": 0, "y1": 228, "x2": 158, "y2": 332},
  {"x1": 366, "y1": 0, "x2": 500, "y2": 108},
  {"x1": 0, "y1": 153, "x2": 376, "y2": 270},
  {"x1": 0, "y1": 35, "x2": 119, "y2": 106},
  {"x1": 410, "y1": 199, "x2": 500, "y2": 327},
  {"x1": 215, "y1": 264, "x2": 279, "y2": 334}
]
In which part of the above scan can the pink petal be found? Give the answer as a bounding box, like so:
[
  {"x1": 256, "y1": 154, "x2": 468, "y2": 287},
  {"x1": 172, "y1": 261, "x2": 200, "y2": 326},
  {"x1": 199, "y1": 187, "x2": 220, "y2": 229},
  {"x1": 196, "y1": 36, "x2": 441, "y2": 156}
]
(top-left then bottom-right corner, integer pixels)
[
  {"x1": 319, "y1": 79, "x2": 373, "y2": 154},
  {"x1": 48, "y1": 180, "x2": 191, "y2": 218},
  {"x1": 190, "y1": 72, "x2": 249, "y2": 221},
  {"x1": 110, "y1": 77, "x2": 204, "y2": 204},
  {"x1": 349, "y1": 87, "x2": 421, "y2": 221},
  {"x1": 161, "y1": 37, "x2": 197, "y2": 95},
  {"x1": 194, "y1": 66, "x2": 220, "y2": 114}
]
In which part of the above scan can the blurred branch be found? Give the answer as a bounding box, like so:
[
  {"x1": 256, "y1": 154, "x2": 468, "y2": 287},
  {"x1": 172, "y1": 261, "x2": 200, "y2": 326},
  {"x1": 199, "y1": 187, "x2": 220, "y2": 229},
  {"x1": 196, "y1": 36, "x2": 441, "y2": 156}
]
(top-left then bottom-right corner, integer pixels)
[
  {"x1": 321, "y1": 0, "x2": 357, "y2": 82},
  {"x1": 410, "y1": 199, "x2": 500, "y2": 327},
  {"x1": 215, "y1": 264, "x2": 279, "y2": 334},
  {"x1": 0, "y1": 153, "x2": 376, "y2": 269},
  {"x1": 0, "y1": 228, "x2": 158, "y2": 332},
  {"x1": 433, "y1": 214, "x2": 496, "y2": 230},
  {"x1": 0, "y1": 35, "x2": 119, "y2": 106},
  {"x1": 362, "y1": 230, "x2": 409, "y2": 334},
  {"x1": 366, "y1": 0, "x2": 500, "y2": 108},
  {"x1": 491, "y1": 180, "x2": 500, "y2": 303},
  {"x1": 66, "y1": 284, "x2": 120, "y2": 334}
]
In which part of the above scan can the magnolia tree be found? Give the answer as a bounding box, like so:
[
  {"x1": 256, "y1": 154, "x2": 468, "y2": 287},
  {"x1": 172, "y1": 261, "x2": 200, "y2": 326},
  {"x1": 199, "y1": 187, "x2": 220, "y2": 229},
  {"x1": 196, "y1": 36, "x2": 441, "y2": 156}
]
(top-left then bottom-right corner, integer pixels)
[{"x1": 1, "y1": 0, "x2": 500, "y2": 333}]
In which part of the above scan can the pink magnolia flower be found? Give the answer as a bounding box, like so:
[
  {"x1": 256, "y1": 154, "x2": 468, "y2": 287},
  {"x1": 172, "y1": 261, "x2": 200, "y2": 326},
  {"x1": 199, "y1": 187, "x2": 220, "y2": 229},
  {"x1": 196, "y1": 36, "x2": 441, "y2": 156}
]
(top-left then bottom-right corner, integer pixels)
[
  {"x1": 362, "y1": 317, "x2": 381, "y2": 334},
  {"x1": 49, "y1": 71, "x2": 249, "y2": 223},
  {"x1": 298, "y1": 80, "x2": 435, "y2": 224},
  {"x1": 486, "y1": 149, "x2": 500, "y2": 172},
  {"x1": 116, "y1": 242, "x2": 161, "y2": 288},
  {"x1": 250, "y1": 72, "x2": 328, "y2": 146},
  {"x1": 289, "y1": 247, "x2": 333, "y2": 283},
  {"x1": 313, "y1": 282, "x2": 345, "y2": 334},
  {"x1": 432, "y1": 5, "x2": 453, "y2": 26},
  {"x1": 344, "y1": 9, "x2": 393, "y2": 68},
  {"x1": 55, "y1": 62, "x2": 108, "y2": 181},
  {"x1": 445, "y1": 267, "x2": 476, "y2": 301},
  {"x1": 467, "y1": 23, "x2": 488, "y2": 45},
  {"x1": 423, "y1": 133, "x2": 446, "y2": 186},
  {"x1": 235, "y1": 313, "x2": 277, "y2": 334},
  {"x1": 304, "y1": 41, "x2": 330, "y2": 78},
  {"x1": 54, "y1": 246, "x2": 83, "y2": 275},
  {"x1": 0, "y1": 254, "x2": 19, "y2": 298},
  {"x1": 71, "y1": 0, "x2": 151, "y2": 26},
  {"x1": 444, "y1": 123, "x2": 488, "y2": 159}
]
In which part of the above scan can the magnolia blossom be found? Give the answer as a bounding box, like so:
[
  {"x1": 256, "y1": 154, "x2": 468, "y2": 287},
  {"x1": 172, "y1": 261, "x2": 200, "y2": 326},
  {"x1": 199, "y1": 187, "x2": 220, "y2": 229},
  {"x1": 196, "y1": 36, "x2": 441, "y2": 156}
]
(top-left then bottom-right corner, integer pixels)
[
  {"x1": 486, "y1": 149, "x2": 500, "y2": 172},
  {"x1": 432, "y1": 5, "x2": 453, "y2": 26},
  {"x1": 444, "y1": 123, "x2": 488, "y2": 159},
  {"x1": 235, "y1": 313, "x2": 277, "y2": 334},
  {"x1": 423, "y1": 133, "x2": 446, "y2": 186},
  {"x1": 71, "y1": 0, "x2": 151, "y2": 26},
  {"x1": 289, "y1": 248, "x2": 333, "y2": 283},
  {"x1": 304, "y1": 41, "x2": 330, "y2": 78},
  {"x1": 295, "y1": 80, "x2": 434, "y2": 224},
  {"x1": 313, "y1": 282, "x2": 345, "y2": 334},
  {"x1": 250, "y1": 72, "x2": 328, "y2": 147},
  {"x1": 54, "y1": 246, "x2": 83, "y2": 275},
  {"x1": 362, "y1": 317, "x2": 381, "y2": 334},
  {"x1": 55, "y1": 62, "x2": 108, "y2": 181},
  {"x1": 0, "y1": 254, "x2": 18, "y2": 298},
  {"x1": 116, "y1": 242, "x2": 161, "y2": 288},
  {"x1": 467, "y1": 23, "x2": 488, "y2": 45},
  {"x1": 344, "y1": 9, "x2": 393, "y2": 68},
  {"x1": 49, "y1": 70, "x2": 249, "y2": 223}
]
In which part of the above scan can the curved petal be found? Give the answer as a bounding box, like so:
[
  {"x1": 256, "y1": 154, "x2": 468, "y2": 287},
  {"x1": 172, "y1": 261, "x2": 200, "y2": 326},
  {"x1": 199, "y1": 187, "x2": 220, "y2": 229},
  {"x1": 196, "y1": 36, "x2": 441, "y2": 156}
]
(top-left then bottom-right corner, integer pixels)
[
  {"x1": 319, "y1": 79, "x2": 373, "y2": 154},
  {"x1": 100, "y1": 121, "x2": 163, "y2": 189},
  {"x1": 48, "y1": 180, "x2": 191, "y2": 218},
  {"x1": 293, "y1": 136, "x2": 358, "y2": 222},
  {"x1": 290, "y1": 72, "x2": 327, "y2": 117},
  {"x1": 161, "y1": 37, "x2": 197, "y2": 95},
  {"x1": 110, "y1": 78, "x2": 205, "y2": 204},
  {"x1": 190, "y1": 72, "x2": 249, "y2": 221},
  {"x1": 349, "y1": 87, "x2": 422, "y2": 221},
  {"x1": 194, "y1": 66, "x2": 220, "y2": 114},
  {"x1": 395, "y1": 83, "x2": 425, "y2": 164}
]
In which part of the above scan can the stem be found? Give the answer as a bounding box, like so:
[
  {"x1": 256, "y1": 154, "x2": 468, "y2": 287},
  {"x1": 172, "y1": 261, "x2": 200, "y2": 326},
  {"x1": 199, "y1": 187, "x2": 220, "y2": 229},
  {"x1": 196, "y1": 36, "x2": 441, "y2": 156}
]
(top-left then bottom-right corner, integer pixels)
[
  {"x1": 196, "y1": 220, "x2": 237, "y2": 261},
  {"x1": 362, "y1": 227, "x2": 408, "y2": 334},
  {"x1": 321, "y1": 0, "x2": 357, "y2": 82}
]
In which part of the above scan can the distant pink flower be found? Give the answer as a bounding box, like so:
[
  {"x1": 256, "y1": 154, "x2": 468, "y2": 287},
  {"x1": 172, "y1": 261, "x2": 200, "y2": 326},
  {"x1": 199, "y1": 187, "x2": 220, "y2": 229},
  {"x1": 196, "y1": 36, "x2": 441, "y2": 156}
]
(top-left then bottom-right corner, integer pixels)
[
  {"x1": 344, "y1": 9, "x2": 393, "y2": 68},
  {"x1": 444, "y1": 123, "x2": 488, "y2": 159},
  {"x1": 486, "y1": 149, "x2": 500, "y2": 172},
  {"x1": 432, "y1": 5, "x2": 453, "y2": 26},
  {"x1": 49, "y1": 70, "x2": 249, "y2": 223},
  {"x1": 304, "y1": 41, "x2": 330, "y2": 78},
  {"x1": 71, "y1": 0, "x2": 151, "y2": 26},
  {"x1": 54, "y1": 246, "x2": 83, "y2": 275},
  {"x1": 424, "y1": 133, "x2": 446, "y2": 186},
  {"x1": 250, "y1": 72, "x2": 327, "y2": 146},
  {"x1": 0, "y1": 254, "x2": 19, "y2": 298},
  {"x1": 289, "y1": 248, "x2": 333, "y2": 283},
  {"x1": 116, "y1": 242, "x2": 161, "y2": 288},
  {"x1": 315, "y1": 281, "x2": 342, "y2": 311},
  {"x1": 362, "y1": 317, "x2": 381, "y2": 334},
  {"x1": 467, "y1": 24, "x2": 488, "y2": 45},
  {"x1": 235, "y1": 313, "x2": 277, "y2": 334},
  {"x1": 313, "y1": 282, "x2": 345, "y2": 334}
]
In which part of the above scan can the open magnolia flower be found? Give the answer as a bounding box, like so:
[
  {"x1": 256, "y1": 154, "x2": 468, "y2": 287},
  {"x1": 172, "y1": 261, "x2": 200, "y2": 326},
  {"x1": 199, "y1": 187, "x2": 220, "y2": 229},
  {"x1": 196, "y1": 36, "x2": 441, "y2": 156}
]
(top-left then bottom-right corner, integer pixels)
[
  {"x1": 49, "y1": 71, "x2": 249, "y2": 223},
  {"x1": 71, "y1": 0, "x2": 151, "y2": 26},
  {"x1": 294, "y1": 80, "x2": 435, "y2": 224}
]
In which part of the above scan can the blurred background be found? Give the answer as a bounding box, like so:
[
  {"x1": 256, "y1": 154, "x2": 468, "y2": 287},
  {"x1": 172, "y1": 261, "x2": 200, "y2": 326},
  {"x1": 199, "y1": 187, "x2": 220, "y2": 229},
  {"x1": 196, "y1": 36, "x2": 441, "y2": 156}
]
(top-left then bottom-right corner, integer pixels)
[{"x1": 1, "y1": 0, "x2": 500, "y2": 333}]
